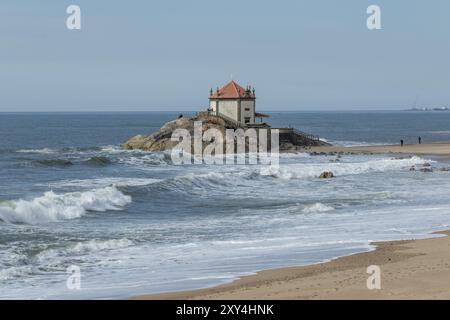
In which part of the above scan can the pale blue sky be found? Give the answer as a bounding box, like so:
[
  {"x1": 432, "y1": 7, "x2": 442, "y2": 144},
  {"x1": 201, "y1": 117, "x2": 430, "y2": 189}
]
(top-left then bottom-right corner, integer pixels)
[{"x1": 1, "y1": 0, "x2": 449, "y2": 111}]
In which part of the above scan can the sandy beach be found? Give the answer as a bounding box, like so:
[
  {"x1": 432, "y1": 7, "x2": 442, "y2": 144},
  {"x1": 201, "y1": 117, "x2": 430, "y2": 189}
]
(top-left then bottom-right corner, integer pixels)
[
  {"x1": 134, "y1": 142, "x2": 450, "y2": 300},
  {"x1": 309, "y1": 141, "x2": 450, "y2": 158}
]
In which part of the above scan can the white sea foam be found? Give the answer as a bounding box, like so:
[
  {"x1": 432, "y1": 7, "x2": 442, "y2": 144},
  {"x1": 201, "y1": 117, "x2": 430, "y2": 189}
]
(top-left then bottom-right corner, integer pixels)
[
  {"x1": 100, "y1": 145, "x2": 122, "y2": 153},
  {"x1": 279, "y1": 152, "x2": 311, "y2": 159},
  {"x1": 16, "y1": 148, "x2": 57, "y2": 154},
  {"x1": 260, "y1": 156, "x2": 429, "y2": 180},
  {"x1": 0, "y1": 266, "x2": 33, "y2": 281},
  {"x1": 71, "y1": 239, "x2": 134, "y2": 253},
  {"x1": 0, "y1": 186, "x2": 131, "y2": 224},
  {"x1": 119, "y1": 153, "x2": 171, "y2": 167},
  {"x1": 33, "y1": 239, "x2": 135, "y2": 269},
  {"x1": 43, "y1": 177, "x2": 162, "y2": 189},
  {"x1": 99, "y1": 145, "x2": 140, "y2": 154},
  {"x1": 302, "y1": 203, "x2": 335, "y2": 213}
]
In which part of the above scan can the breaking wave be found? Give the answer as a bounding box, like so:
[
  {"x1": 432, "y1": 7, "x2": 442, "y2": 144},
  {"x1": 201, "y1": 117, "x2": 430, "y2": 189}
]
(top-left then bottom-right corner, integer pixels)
[
  {"x1": 61, "y1": 146, "x2": 103, "y2": 153},
  {"x1": 16, "y1": 148, "x2": 57, "y2": 154},
  {"x1": 84, "y1": 156, "x2": 112, "y2": 166},
  {"x1": 44, "y1": 177, "x2": 162, "y2": 189},
  {"x1": 119, "y1": 152, "x2": 173, "y2": 167},
  {"x1": 0, "y1": 186, "x2": 131, "y2": 224},
  {"x1": 259, "y1": 156, "x2": 429, "y2": 180},
  {"x1": 99, "y1": 145, "x2": 131, "y2": 154},
  {"x1": 154, "y1": 171, "x2": 249, "y2": 194}
]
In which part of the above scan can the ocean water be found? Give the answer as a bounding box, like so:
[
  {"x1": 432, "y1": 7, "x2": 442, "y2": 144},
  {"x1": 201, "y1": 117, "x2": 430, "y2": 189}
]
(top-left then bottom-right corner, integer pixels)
[{"x1": 1, "y1": 111, "x2": 450, "y2": 299}]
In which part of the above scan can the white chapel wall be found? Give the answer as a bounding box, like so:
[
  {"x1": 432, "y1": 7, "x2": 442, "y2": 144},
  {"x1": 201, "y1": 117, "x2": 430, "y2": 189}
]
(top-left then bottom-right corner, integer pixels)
[{"x1": 218, "y1": 100, "x2": 238, "y2": 121}]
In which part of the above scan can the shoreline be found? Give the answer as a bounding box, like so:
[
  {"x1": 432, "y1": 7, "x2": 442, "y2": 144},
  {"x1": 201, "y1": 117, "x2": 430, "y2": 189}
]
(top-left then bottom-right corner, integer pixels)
[
  {"x1": 133, "y1": 142, "x2": 450, "y2": 300},
  {"x1": 134, "y1": 230, "x2": 450, "y2": 300}
]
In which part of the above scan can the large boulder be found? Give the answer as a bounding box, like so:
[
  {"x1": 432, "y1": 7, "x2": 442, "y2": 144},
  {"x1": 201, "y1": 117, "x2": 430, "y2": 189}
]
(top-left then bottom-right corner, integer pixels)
[{"x1": 319, "y1": 171, "x2": 335, "y2": 179}]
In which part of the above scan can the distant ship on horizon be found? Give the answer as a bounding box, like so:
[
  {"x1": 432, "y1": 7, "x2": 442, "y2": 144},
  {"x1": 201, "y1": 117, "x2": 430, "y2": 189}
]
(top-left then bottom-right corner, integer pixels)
[
  {"x1": 407, "y1": 106, "x2": 449, "y2": 111},
  {"x1": 406, "y1": 96, "x2": 448, "y2": 111}
]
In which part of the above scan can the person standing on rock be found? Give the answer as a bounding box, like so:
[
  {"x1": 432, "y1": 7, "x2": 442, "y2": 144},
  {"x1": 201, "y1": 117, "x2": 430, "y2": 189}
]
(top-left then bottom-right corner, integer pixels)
[
  {"x1": 401, "y1": 139, "x2": 404, "y2": 147},
  {"x1": 418, "y1": 136, "x2": 422, "y2": 144}
]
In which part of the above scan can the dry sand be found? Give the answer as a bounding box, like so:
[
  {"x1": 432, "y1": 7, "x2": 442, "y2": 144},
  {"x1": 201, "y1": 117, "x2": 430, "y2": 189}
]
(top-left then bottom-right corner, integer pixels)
[{"x1": 134, "y1": 142, "x2": 450, "y2": 300}]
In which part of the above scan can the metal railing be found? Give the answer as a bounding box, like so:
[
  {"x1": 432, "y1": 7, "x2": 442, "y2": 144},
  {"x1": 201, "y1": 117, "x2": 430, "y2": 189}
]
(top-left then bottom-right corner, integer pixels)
[{"x1": 292, "y1": 128, "x2": 320, "y2": 142}]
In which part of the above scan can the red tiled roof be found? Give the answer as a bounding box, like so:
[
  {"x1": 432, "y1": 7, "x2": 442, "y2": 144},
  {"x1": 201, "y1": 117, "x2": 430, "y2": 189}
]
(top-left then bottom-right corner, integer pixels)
[{"x1": 210, "y1": 81, "x2": 255, "y2": 99}]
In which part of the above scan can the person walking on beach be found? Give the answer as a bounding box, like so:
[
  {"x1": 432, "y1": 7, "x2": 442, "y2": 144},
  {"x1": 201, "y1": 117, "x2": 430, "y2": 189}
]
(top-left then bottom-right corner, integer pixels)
[
  {"x1": 401, "y1": 139, "x2": 404, "y2": 147},
  {"x1": 418, "y1": 136, "x2": 422, "y2": 144}
]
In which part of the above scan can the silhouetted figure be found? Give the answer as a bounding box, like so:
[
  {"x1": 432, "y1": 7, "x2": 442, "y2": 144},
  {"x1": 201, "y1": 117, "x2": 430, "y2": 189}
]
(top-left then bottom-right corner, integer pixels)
[
  {"x1": 178, "y1": 114, "x2": 183, "y2": 119},
  {"x1": 418, "y1": 136, "x2": 422, "y2": 144},
  {"x1": 401, "y1": 139, "x2": 404, "y2": 147}
]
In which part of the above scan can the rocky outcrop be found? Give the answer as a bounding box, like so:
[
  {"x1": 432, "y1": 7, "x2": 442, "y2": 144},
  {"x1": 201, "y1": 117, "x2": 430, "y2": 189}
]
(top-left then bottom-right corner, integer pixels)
[
  {"x1": 124, "y1": 113, "x2": 227, "y2": 152},
  {"x1": 124, "y1": 113, "x2": 327, "y2": 152}
]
